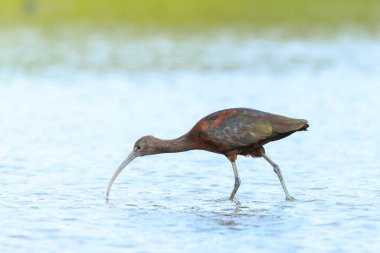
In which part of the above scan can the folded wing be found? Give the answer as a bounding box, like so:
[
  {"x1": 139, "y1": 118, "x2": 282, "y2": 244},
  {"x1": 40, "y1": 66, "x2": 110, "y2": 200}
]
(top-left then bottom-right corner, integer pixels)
[{"x1": 199, "y1": 108, "x2": 307, "y2": 150}]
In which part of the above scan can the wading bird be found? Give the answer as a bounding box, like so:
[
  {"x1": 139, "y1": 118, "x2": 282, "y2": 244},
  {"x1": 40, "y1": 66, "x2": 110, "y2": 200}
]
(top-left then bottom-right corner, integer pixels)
[{"x1": 106, "y1": 108, "x2": 308, "y2": 201}]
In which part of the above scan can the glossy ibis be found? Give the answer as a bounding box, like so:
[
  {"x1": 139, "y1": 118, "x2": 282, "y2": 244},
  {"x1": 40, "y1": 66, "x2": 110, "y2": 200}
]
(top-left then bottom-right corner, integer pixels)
[{"x1": 106, "y1": 108, "x2": 308, "y2": 201}]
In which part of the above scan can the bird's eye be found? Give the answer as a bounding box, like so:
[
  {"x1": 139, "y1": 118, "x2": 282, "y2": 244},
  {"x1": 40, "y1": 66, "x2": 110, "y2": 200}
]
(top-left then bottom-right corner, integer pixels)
[{"x1": 136, "y1": 145, "x2": 141, "y2": 150}]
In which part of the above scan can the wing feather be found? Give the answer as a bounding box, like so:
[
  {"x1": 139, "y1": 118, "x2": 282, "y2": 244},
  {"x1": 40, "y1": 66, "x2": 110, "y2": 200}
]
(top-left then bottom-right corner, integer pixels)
[{"x1": 197, "y1": 108, "x2": 307, "y2": 150}]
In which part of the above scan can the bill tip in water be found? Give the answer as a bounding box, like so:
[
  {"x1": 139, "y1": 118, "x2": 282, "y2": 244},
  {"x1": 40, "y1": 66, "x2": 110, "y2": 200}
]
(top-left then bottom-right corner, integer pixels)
[{"x1": 106, "y1": 196, "x2": 110, "y2": 203}]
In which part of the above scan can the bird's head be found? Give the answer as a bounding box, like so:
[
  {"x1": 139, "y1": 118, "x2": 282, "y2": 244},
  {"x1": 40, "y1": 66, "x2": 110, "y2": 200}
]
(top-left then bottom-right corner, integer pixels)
[
  {"x1": 133, "y1": 135, "x2": 163, "y2": 157},
  {"x1": 106, "y1": 135, "x2": 161, "y2": 199}
]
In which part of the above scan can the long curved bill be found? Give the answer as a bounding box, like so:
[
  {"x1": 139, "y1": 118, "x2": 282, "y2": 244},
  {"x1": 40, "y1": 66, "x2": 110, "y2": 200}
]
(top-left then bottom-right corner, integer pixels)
[{"x1": 106, "y1": 151, "x2": 137, "y2": 198}]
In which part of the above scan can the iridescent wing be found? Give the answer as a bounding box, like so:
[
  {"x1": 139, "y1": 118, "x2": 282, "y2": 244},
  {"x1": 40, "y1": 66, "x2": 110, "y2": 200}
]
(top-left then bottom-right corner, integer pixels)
[{"x1": 198, "y1": 108, "x2": 306, "y2": 149}]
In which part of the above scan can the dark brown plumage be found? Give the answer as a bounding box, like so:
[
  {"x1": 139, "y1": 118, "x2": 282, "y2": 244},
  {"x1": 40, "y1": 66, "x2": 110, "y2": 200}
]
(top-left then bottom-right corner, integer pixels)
[{"x1": 106, "y1": 108, "x2": 309, "y2": 201}]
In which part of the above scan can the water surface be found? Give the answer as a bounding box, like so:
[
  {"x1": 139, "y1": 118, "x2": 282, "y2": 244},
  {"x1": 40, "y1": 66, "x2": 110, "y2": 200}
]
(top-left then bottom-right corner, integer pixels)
[{"x1": 1, "y1": 28, "x2": 380, "y2": 253}]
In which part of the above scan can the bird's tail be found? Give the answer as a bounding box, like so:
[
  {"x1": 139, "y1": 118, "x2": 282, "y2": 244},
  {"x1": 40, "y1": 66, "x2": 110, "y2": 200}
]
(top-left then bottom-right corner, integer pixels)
[{"x1": 299, "y1": 120, "x2": 309, "y2": 131}]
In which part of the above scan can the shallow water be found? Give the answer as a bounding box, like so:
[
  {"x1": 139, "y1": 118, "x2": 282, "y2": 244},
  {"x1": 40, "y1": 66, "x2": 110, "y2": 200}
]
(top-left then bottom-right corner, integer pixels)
[{"x1": 1, "y1": 28, "x2": 380, "y2": 253}]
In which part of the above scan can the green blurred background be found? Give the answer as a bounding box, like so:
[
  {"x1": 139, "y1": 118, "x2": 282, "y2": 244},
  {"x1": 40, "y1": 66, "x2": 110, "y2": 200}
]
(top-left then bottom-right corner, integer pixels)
[{"x1": 1, "y1": 0, "x2": 379, "y2": 33}]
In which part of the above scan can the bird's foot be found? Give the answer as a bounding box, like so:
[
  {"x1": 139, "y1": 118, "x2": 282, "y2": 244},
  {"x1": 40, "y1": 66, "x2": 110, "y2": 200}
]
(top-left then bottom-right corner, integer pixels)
[{"x1": 286, "y1": 196, "x2": 296, "y2": 201}]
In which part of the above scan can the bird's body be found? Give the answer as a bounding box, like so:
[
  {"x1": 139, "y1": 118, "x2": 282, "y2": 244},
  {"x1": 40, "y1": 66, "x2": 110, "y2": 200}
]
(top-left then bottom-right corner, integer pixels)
[
  {"x1": 189, "y1": 108, "x2": 308, "y2": 160},
  {"x1": 106, "y1": 108, "x2": 309, "y2": 201}
]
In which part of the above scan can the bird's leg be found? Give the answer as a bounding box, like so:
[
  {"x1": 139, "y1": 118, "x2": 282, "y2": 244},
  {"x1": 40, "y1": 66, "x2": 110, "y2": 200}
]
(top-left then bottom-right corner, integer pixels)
[
  {"x1": 229, "y1": 161, "x2": 241, "y2": 200},
  {"x1": 262, "y1": 154, "x2": 295, "y2": 201}
]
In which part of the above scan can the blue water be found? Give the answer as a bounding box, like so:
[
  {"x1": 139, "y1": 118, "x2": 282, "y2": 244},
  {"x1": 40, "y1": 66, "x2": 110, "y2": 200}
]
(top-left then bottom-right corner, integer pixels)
[{"x1": 1, "y1": 28, "x2": 380, "y2": 253}]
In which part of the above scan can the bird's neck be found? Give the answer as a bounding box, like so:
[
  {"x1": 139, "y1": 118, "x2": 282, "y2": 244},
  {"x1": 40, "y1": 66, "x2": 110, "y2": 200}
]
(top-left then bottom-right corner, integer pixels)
[{"x1": 154, "y1": 134, "x2": 195, "y2": 154}]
